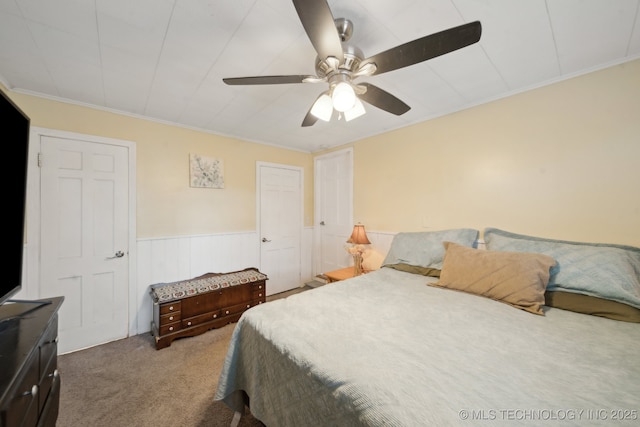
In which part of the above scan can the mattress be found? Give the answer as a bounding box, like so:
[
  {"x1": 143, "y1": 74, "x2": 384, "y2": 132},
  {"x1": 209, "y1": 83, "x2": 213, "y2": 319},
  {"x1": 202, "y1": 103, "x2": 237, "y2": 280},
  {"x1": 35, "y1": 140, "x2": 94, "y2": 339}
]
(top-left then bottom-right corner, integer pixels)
[{"x1": 214, "y1": 267, "x2": 640, "y2": 426}]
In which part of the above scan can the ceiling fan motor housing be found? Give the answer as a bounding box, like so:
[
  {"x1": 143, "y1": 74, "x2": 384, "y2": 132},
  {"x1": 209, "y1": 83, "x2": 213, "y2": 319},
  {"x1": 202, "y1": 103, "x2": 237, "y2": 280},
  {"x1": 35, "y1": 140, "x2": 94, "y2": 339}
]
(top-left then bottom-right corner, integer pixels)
[{"x1": 315, "y1": 44, "x2": 363, "y2": 78}]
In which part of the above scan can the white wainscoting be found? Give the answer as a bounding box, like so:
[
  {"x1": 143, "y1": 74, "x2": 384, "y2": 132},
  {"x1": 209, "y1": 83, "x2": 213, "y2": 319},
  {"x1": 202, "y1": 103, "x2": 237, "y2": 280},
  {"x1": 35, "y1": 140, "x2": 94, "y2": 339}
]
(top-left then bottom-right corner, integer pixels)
[
  {"x1": 20, "y1": 228, "x2": 393, "y2": 336},
  {"x1": 134, "y1": 227, "x2": 315, "y2": 334}
]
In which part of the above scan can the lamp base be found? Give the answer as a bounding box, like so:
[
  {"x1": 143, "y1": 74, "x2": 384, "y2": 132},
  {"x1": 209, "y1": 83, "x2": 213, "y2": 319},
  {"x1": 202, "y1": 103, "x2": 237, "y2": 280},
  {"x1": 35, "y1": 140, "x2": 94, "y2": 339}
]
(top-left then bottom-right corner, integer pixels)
[{"x1": 353, "y1": 254, "x2": 363, "y2": 276}]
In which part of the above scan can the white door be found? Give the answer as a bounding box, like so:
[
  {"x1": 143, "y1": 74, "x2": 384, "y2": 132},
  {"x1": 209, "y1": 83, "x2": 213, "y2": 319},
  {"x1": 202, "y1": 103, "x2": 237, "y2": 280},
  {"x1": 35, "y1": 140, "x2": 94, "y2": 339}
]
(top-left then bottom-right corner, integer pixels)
[
  {"x1": 39, "y1": 135, "x2": 130, "y2": 353},
  {"x1": 314, "y1": 148, "x2": 353, "y2": 275},
  {"x1": 258, "y1": 163, "x2": 303, "y2": 296}
]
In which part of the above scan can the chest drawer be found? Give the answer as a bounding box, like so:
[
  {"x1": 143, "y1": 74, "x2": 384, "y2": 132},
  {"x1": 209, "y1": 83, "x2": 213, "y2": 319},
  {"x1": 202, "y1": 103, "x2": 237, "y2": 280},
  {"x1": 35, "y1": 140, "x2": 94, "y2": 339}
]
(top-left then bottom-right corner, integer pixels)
[
  {"x1": 159, "y1": 321, "x2": 181, "y2": 336},
  {"x1": 251, "y1": 282, "x2": 266, "y2": 300},
  {"x1": 252, "y1": 289, "x2": 265, "y2": 301},
  {"x1": 159, "y1": 301, "x2": 181, "y2": 315},
  {"x1": 221, "y1": 301, "x2": 253, "y2": 317},
  {"x1": 39, "y1": 353, "x2": 58, "y2": 415},
  {"x1": 160, "y1": 311, "x2": 181, "y2": 325},
  {"x1": 3, "y1": 350, "x2": 40, "y2": 427},
  {"x1": 38, "y1": 316, "x2": 59, "y2": 414},
  {"x1": 182, "y1": 310, "x2": 222, "y2": 328},
  {"x1": 39, "y1": 317, "x2": 58, "y2": 371}
]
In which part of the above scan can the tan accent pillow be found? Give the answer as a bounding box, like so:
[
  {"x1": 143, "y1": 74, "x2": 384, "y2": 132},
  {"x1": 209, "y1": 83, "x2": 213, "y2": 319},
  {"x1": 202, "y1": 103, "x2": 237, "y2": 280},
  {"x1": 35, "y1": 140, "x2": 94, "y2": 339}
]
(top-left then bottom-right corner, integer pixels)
[{"x1": 434, "y1": 242, "x2": 557, "y2": 315}]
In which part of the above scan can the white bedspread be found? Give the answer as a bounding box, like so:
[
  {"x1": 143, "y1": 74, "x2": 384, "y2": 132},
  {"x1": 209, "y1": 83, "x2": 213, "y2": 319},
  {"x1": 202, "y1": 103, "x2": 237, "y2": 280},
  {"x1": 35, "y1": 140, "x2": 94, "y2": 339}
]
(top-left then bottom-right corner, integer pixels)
[{"x1": 215, "y1": 268, "x2": 640, "y2": 426}]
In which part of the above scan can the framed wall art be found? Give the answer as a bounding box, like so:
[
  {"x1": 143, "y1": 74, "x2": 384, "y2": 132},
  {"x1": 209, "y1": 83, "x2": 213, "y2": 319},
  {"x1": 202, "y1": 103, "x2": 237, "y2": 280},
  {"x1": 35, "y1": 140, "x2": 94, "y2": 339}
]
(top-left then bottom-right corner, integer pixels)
[{"x1": 189, "y1": 154, "x2": 224, "y2": 189}]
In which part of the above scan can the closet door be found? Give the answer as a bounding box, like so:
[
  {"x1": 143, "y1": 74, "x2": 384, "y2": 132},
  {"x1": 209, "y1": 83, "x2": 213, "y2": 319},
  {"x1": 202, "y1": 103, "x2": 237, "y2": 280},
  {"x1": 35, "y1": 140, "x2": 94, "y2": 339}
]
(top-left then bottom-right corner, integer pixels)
[
  {"x1": 258, "y1": 162, "x2": 303, "y2": 296},
  {"x1": 39, "y1": 133, "x2": 131, "y2": 354},
  {"x1": 314, "y1": 148, "x2": 353, "y2": 276}
]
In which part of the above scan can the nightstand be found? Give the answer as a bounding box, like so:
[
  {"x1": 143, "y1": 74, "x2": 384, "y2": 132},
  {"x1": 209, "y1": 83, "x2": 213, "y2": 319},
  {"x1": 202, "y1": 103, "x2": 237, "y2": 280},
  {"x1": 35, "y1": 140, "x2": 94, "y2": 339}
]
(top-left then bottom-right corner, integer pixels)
[{"x1": 324, "y1": 266, "x2": 367, "y2": 283}]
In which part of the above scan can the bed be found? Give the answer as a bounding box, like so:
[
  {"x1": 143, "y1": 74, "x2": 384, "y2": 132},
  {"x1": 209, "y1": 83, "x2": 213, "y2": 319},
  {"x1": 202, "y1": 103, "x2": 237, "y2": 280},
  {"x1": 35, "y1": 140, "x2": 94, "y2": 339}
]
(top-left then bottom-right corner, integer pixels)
[{"x1": 214, "y1": 228, "x2": 640, "y2": 426}]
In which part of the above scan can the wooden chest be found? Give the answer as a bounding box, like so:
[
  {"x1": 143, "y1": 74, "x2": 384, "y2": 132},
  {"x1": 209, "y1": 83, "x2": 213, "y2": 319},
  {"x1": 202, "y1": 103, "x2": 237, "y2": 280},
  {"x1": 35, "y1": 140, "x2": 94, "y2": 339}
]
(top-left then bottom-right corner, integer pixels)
[{"x1": 150, "y1": 268, "x2": 267, "y2": 349}]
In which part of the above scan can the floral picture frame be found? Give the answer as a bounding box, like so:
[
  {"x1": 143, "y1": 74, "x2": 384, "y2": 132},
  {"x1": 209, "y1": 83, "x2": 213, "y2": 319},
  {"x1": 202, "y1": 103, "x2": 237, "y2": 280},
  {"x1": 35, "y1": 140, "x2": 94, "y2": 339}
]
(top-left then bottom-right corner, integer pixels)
[{"x1": 190, "y1": 154, "x2": 224, "y2": 189}]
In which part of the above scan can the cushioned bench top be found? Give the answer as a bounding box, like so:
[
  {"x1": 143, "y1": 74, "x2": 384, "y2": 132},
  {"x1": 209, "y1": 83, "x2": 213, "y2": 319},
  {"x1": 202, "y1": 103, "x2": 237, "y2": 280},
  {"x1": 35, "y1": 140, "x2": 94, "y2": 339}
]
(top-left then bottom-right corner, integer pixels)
[{"x1": 150, "y1": 268, "x2": 267, "y2": 303}]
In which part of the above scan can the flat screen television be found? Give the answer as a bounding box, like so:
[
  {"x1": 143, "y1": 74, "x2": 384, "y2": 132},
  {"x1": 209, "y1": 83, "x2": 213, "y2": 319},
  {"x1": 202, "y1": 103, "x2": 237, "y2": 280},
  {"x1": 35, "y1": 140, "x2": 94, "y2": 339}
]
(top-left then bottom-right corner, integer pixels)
[{"x1": 0, "y1": 89, "x2": 30, "y2": 306}]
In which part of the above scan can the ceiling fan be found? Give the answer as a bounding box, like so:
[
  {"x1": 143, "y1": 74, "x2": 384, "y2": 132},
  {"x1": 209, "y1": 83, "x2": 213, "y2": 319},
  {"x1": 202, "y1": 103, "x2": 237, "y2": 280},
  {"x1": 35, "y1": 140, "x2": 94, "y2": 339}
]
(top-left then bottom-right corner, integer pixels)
[{"x1": 223, "y1": 0, "x2": 481, "y2": 127}]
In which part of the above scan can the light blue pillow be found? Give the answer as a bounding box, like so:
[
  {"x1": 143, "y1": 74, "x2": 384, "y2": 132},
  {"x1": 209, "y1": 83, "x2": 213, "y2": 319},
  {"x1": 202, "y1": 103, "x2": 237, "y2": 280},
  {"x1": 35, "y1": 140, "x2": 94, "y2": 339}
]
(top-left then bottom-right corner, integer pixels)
[
  {"x1": 484, "y1": 228, "x2": 640, "y2": 309},
  {"x1": 382, "y1": 229, "x2": 479, "y2": 270}
]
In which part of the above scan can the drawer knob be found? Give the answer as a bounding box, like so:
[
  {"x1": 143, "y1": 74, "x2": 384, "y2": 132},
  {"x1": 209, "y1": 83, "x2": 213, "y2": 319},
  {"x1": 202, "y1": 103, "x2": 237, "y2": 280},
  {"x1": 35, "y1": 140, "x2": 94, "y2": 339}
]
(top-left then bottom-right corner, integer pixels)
[
  {"x1": 213, "y1": 314, "x2": 217, "y2": 318},
  {"x1": 169, "y1": 306, "x2": 174, "y2": 311},
  {"x1": 259, "y1": 285, "x2": 262, "y2": 289},
  {"x1": 169, "y1": 326, "x2": 174, "y2": 331},
  {"x1": 259, "y1": 293, "x2": 263, "y2": 297},
  {"x1": 169, "y1": 316, "x2": 174, "y2": 321},
  {"x1": 22, "y1": 385, "x2": 38, "y2": 397},
  {"x1": 246, "y1": 304, "x2": 250, "y2": 308},
  {"x1": 187, "y1": 321, "x2": 192, "y2": 326},
  {"x1": 225, "y1": 310, "x2": 230, "y2": 314},
  {"x1": 48, "y1": 369, "x2": 60, "y2": 379}
]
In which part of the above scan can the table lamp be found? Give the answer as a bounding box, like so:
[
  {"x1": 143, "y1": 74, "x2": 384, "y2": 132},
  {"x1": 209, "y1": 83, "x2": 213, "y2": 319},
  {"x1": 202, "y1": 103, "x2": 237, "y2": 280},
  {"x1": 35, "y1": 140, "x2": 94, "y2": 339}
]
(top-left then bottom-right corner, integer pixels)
[{"x1": 346, "y1": 223, "x2": 371, "y2": 276}]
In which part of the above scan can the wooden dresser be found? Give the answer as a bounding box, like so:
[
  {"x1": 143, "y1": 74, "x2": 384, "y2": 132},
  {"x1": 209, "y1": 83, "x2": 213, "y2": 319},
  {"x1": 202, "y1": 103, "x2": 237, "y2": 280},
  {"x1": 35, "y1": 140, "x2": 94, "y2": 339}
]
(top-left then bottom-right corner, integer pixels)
[
  {"x1": 150, "y1": 268, "x2": 267, "y2": 350},
  {"x1": 0, "y1": 297, "x2": 64, "y2": 427}
]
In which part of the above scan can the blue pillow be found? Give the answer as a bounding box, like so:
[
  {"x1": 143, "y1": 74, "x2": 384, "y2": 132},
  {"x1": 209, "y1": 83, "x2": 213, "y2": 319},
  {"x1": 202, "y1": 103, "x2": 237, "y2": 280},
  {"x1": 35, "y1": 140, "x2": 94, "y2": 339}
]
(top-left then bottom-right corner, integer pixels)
[
  {"x1": 484, "y1": 228, "x2": 640, "y2": 309},
  {"x1": 382, "y1": 229, "x2": 479, "y2": 270}
]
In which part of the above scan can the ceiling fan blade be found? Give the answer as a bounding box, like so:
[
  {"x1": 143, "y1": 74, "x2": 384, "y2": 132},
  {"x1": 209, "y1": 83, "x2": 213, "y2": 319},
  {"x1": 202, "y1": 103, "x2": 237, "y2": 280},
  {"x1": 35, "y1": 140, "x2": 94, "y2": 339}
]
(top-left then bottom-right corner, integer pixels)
[
  {"x1": 223, "y1": 75, "x2": 313, "y2": 85},
  {"x1": 360, "y1": 21, "x2": 482, "y2": 76},
  {"x1": 358, "y1": 83, "x2": 411, "y2": 116},
  {"x1": 292, "y1": 0, "x2": 343, "y2": 62}
]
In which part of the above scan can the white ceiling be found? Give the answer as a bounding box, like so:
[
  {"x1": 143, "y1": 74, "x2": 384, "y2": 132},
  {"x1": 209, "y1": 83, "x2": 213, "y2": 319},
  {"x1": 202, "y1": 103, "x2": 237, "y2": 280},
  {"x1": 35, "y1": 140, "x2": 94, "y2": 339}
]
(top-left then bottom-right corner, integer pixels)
[{"x1": 1, "y1": 0, "x2": 639, "y2": 153}]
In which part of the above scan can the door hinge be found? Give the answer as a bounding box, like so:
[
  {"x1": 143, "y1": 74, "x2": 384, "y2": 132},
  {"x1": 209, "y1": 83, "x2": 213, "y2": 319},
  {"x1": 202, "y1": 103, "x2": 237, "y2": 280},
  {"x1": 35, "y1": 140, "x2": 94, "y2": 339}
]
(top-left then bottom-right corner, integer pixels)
[{"x1": 37, "y1": 152, "x2": 42, "y2": 167}]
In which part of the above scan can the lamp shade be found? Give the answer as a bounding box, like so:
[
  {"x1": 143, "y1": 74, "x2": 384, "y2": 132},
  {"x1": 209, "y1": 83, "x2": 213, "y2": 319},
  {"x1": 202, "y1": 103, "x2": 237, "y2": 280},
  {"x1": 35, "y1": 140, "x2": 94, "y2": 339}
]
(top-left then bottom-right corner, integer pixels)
[
  {"x1": 310, "y1": 93, "x2": 333, "y2": 121},
  {"x1": 347, "y1": 223, "x2": 371, "y2": 245},
  {"x1": 332, "y1": 82, "x2": 356, "y2": 112},
  {"x1": 344, "y1": 98, "x2": 365, "y2": 122}
]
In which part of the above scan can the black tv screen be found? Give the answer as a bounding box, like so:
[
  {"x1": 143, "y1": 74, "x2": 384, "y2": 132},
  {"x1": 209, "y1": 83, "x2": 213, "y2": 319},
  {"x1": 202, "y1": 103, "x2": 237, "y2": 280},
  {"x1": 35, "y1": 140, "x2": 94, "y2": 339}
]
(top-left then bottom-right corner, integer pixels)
[{"x1": 0, "y1": 90, "x2": 30, "y2": 306}]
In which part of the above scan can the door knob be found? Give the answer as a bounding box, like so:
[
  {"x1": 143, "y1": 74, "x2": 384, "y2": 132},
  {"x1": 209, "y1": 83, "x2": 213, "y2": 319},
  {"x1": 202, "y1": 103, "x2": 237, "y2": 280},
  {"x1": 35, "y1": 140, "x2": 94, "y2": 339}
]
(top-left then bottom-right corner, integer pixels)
[
  {"x1": 262, "y1": 238, "x2": 271, "y2": 242},
  {"x1": 106, "y1": 251, "x2": 125, "y2": 259}
]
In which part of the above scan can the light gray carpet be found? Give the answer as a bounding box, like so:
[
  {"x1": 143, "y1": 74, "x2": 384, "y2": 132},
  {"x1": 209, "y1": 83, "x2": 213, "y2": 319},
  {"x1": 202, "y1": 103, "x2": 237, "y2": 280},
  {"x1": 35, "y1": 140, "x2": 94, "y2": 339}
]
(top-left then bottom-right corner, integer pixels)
[
  {"x1": 57, "y1": 324, "x2": 261, "y2": 427},
  {"x1": 57, "y1": 287, "x2": 309, "y2": 427},
  {"x1": 304, "y1": 279, "x2": 326, "y2": 288}
]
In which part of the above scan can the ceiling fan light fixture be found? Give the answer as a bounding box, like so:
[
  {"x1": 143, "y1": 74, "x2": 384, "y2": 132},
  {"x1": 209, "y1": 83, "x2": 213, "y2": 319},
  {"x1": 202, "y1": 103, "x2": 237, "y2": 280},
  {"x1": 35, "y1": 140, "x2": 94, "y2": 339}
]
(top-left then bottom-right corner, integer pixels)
[
  {"x1": 332, "y1": 82, "x2": 356, "y2": 112},
  {"x1": 344, "y1": 98, "x2": 365, "y2": 122},
  {"x1": 310, "y1": 93, "x2": 333, "y2": 121}
]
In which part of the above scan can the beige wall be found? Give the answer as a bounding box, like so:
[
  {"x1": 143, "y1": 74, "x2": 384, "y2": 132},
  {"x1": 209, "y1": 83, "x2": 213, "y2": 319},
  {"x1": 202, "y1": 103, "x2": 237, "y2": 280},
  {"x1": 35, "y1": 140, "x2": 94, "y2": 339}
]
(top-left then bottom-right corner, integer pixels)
[
  {"x1": 5, "y1": 58, "x2": 639, "y2": 246},
  {"x1": 3, "y1": 88, "x2": 314, "y2": 238},
  {"x1": 346, "y1": 59, "x2": 640, "y2": 247}
]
